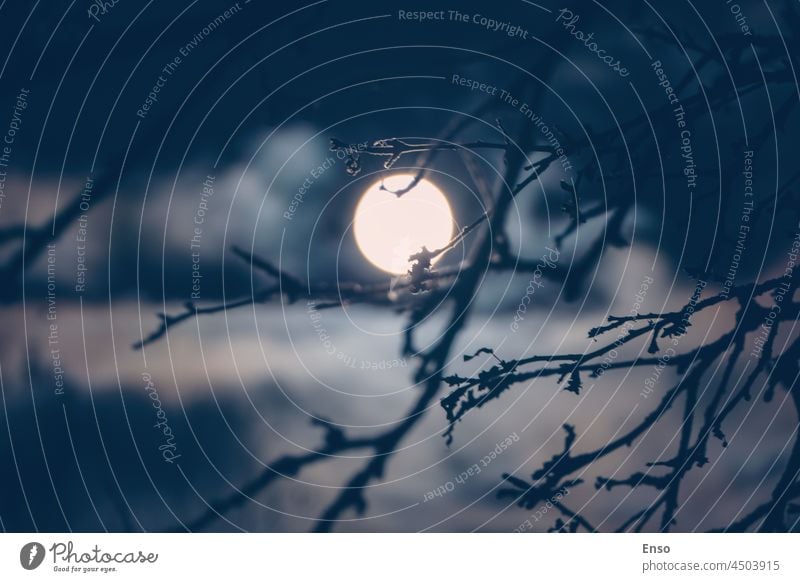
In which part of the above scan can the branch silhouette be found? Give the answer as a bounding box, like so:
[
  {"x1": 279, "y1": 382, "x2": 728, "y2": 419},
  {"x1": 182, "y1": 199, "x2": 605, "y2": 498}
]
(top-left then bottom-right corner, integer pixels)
[{"x1": 144, "y1": 24, "x2": 800, "y2": 530}]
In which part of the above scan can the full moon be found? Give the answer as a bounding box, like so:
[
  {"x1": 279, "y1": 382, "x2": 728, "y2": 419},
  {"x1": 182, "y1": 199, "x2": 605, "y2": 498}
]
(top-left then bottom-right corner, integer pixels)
[{"x1": 354, "y1": 174, "x2": 455, "y2": 275}]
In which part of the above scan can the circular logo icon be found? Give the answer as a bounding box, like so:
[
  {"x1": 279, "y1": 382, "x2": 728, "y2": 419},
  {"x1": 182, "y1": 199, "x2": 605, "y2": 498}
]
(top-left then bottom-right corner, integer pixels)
[{"x1": 20, "y1": 542, "x2": 45, "y2": 570}]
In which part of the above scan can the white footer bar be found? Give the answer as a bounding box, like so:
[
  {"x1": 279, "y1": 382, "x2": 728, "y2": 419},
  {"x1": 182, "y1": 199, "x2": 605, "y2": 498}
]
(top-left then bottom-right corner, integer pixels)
[{"x1": 0, "y1": 533, "x2": 795, "y2": 580}]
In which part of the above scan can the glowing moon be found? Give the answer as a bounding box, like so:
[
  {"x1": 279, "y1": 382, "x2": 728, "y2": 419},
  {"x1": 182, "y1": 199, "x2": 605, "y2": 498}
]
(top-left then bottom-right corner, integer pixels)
[{"x1": 354, "y1": 174, "x2": 455, "y2": 275}]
